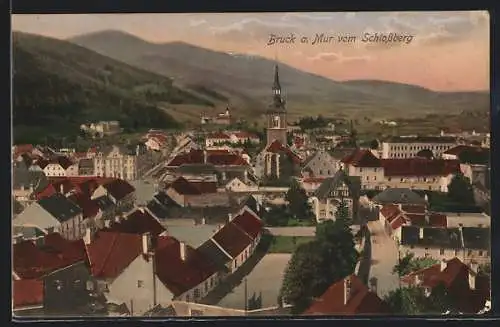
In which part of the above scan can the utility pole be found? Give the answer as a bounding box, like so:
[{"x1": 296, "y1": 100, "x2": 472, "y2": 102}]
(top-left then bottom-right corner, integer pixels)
[{"x1": 244, "y1": 277, "x2": 248, "y2": 312}]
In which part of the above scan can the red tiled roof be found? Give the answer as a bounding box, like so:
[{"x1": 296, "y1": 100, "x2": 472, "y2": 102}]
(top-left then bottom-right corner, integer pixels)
[
  {"x1": 302, "y1": 177, "x2": 327, "y2": 184},
  {"x1": 154, "y1": 236, "x2": 219, "y2": 296},
  {"x1": 304, "y1": 275, "x2": 389, "y2": 315},
  {"x1": 13, "y1": 234, "x2": 86, "y2": 279},
  {"x1": 104, "y1": 209, "x2": 166, "y2": 236},
  {"x1": 85, "y1": 231, "x2": 143, "y2": 279},
  {"x1": 102, "y1": 179, "x2": 135, "y2": 201},
  {"x1": 13, "y1": 144, "x2": 34, "y2": 159},
  {"x1": 341, "y1": 149, "x2": 381, "y2": 167},
  {"x1": 429, "y1": 213, "x2": 447, "y2": 228},
  {"x1": 47, "y1": 156, "x2": 74, "y2": 170},
  {"x1": 381, "y1": 159, "x2": 460, "y2": 177},
  {"x1": 207, "y1": 132, "x2": 230, "y2": 139},
  {"x1": 212, "y1": 222, "x2": 253, "y2": 258},
  {"x1": 444, "y1": 145, "x2": 488, "y2": 156},
  {"x1": 265, "y1": 140, "x2": 302, "y2": 164},
  {"x1": 401, "y1": 258, "x2": 490, "y2": 313},
  {"x1": 67, "y1": 192, "x2": 99, "y2": 219},
  {"x1": 170, "y1": 177, "x2": 203, "y2": 195},
  {"x1": 380, "y1": 204, "x2": 402, "y2": 224},
  {"x1": 167, "y1": 149, "x2": 248, "y2": 167},
  {"x1": 13, "y1": 279, "x2": 44, "y2": 309},
  {"x1": 231, "y1": 209, "x2": 263, "y2": 240},
  {"x1": 390, "y1": 215, "x2": 408, "y2": 230},
  {"x1": 231, "y1": 131, "x2": 259, "y2": 139},
  {"x1": 401, "y1": 204, "x2": 426, "y2": 214},
  {"x1": 405, "y1": 213, "x2": 447, "y2": 228}
]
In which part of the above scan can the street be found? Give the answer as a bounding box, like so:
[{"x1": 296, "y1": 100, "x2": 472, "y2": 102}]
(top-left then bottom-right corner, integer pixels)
[
  {"x1": 367, "y1": 220, "x2": 400, "y2": 298},
  {"x1": 216, "y1": 254, "x2": 291, "y2": 310}
]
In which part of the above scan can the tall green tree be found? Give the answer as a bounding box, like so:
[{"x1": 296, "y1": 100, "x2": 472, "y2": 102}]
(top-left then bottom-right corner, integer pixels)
[
  {"x1": 393, "y1": 253, "x2": 439, "y2": 277},
  {"x1": 281, "y1": 201, "x2": 359, "y2": 313},
  {"x1": 447, "y1": 172, "x2": 475, "y2": 205},
  {"x1": 285, "y1": 179, "x2": 313, "y2": 220},
  {"x1": 384, "y1": 287, "x2": 427, "y2": 315}
]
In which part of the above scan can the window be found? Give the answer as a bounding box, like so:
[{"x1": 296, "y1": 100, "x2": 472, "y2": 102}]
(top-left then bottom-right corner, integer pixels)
[
  {"x1": 86, "y1": 280, "x2": 94, "y2": 291},
  {"x1": 440, "y1": 248, "x2": 445, "y2": 255},
  {"x1": 478, "y1": 224, "x2": 483, "y2": 228},
  {"x1": 410, "y1": 245, "x2": 414, "y2": 249},
  {"x1": 137, "y1": 280, "x2": 144, "y2": 288},
  {"x1": 186, "y1": 294, "x2": 191, "y2": 302},
  {"x1": 359, "y1": 168, "x2": 363, "y2": 172},
  {"x1": 234, "y1": 259, "x2": 238, "y2": 269},
  {"x1": 210, "y1": 277, "x2": 214, "y2": 288},
  {"x1": 205, "y1": 281, "x2": 208, "y2": 292},
  {"x1": 479, "y1": 251, "x2": 483, "y2": 256},
  {"x1": 468, "y1": 250, "x2": 473, "y2": 256},
  {"x1": 194, "y1": 288, "x2": 200, "y2": 299}
]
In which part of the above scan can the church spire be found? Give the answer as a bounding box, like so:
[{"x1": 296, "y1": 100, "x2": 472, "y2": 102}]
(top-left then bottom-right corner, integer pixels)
[{"x1": 272, "y1": 64, "x2": 283, "y2": 107}]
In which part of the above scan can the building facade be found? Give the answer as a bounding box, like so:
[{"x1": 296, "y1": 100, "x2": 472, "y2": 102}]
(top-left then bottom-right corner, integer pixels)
[{"x1": 381, "y1": 136, "x2": 457, "y2": 159}]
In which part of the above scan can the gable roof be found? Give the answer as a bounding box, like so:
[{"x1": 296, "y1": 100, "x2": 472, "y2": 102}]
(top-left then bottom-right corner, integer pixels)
[
  {"x1": 104, "y1": 208, "x2": 166, "y2": 237},
  {"x1": 84, "y1": 231, "x2": 143, "y2": 279},
  {"x1": 196, "y1": 238, "x2": 232, "y2": 272},
  {"x1": 102, "y1": 179, "x2": 135, "y2": 201},
  {"x1": 230, "y1": 208, "x2": 263, "y2": 240},
  {"x1": 37, "y1": 193, "x2": 83, "y2": 223},
  {"x1": 304, "y1": 275, "x2": 389, "y2": 315},
  {"x1": 13, "y1": 279, "x2": 44, "y2": 309},
  {"x1": 46, "y1": 156, "x2": 74, "y2": 170},
  {"x1": 372, "y1": 188, "x2": 426, "y2": 205},
  {"x1": 13, "y1": 233, "x2": 86, "y2": 279},
  {"x1": 400, "y1": 226, "x2": 462, "y2": 249},
  {"x1": 313, "y1": 170, "x2": 361, "y2": 199},
  {"x1": 341, "y1": 149, "x2": 381, "y2": 167},
  {"x1": 263, "y1": 140, "x2": 302, "y2": 164},
  {"x1": 168, "y1": 149, "x2": 248, "y2": 167},
  {"x1": 212, "y1": 222, "x2": 254, "y2": 258},
  {"x1": 381, "y1": 159, "x2": 460, "y2": 177},
  {"x1": 400, "y1": 257, "x2": 490, "y2": 313},
  {"x1": 154, "y1": 236, "x2": 219, "y2": 296},
  {"x1": 67, "y1": 192, "x2": 99, "y2": 219}
]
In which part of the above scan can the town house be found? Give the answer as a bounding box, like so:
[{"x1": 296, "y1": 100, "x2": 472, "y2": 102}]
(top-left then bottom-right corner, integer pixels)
[
  {"x1": 93, "y1": 145, "x2": 149, "y2": 181},
  {"x1": 308, "y1": 170, "x2": 361, "y2": 223},
  {"x1": 14, "y1": 193, "x2": 85, "y2": 240},
  {"x1": 301, "y1": 149, "x2": 340, "y2": 179},
  {"x1": 304, "y1": 274, "x2": 389, "y2": 315},
  {"x1": 198, "y1": 206, "x2": 264, "y2": 275},
  {"x1": 380, "y1": 136, "x2": 457, "y2": 159},
  {"x1": 400, "y1": 258, "x2": 490, "y2": 314},
  {"x1": 13, "y1": 233, "x2": 92, "y2": 314},
  {"x1": 91, "y1": 179, "x2": 136, "y2": 213},
  {"x1": 43, "y1": 156, "x2": 77, "y2": 177}
]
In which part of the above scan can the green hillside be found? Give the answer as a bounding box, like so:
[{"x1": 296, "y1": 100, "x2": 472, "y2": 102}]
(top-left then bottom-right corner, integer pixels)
[{"x1": 12, "y1": 32, "x2": 216, "y2": 143}]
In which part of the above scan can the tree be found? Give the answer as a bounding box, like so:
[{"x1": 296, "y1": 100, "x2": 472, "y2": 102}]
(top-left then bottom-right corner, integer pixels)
[
  {"x1": 447, "y1": 172, "x2": 475, "y2": 205},
  {"x1": 285, "y1": 179, "x2": 313, "y2": 220},
  {"x1": 334, "y1": 199, "x2": 351, "y2": 226},
  {"x1": 393, "y1": 253, "x2": 439, "y2": 277},
  {"x1": 281, "y1": 216, "x2": 359, "y2": 313},
  {"x1": 384, "y1": 287, "x2": 427, "y2": 315}
]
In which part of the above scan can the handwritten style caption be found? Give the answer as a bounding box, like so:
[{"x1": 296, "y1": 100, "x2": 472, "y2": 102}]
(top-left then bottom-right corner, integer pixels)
[{"x1": 267, "y1": 33, "x2": 415, "y2": 46}]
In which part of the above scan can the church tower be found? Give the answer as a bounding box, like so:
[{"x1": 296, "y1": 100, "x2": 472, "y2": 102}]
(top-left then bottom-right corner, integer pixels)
[{"x1": 266, "y1": 64, "x2": 288, "y2": 146}]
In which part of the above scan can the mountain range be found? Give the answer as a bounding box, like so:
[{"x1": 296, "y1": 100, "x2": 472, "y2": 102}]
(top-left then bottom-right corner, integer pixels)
[
  {"x1": 69, "y1": 30, "x2": 489, "y2": 121},
  {"x1": 12, "y1": 29, "x2": 489, "y2": 143}
]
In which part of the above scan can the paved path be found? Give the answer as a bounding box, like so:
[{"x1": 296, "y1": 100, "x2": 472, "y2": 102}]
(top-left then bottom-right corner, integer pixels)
[
  {"x1": 216, "y1": 254, "x2": 291, "y2": 310},
  {"x1": 367, "y1": 220, "x2": 400, "y2": 298}
]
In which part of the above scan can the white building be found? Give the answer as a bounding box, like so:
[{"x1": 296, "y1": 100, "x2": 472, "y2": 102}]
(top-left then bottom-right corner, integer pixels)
[
  {"x1": 93, "y1": 145, "x2": 149, "y2": 181},
  {"x1": 381, "y1": 136, "x2": 457, "y2": 159}
]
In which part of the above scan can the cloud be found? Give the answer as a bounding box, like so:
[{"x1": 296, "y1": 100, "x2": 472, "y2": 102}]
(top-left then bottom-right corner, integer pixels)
[
  {"x1": 375, "y1": 11, "x2": 489, "y2": 47},
  {"x1": 189, "y1": 19, "x2": 207, "y2": 27},
  {"x1": 307, "y1": 52, "x2": 372, "y2": 64},
  {"x1": 209, "y1": 18, "x2": 297, "y2": 42},
  {"x1": 280, "y1": 12, "x2": 335, "y2": 22}
]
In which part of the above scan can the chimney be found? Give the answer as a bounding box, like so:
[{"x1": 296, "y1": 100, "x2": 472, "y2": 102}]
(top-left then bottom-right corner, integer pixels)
[
  {"x1": 60, "y1": 184, "x2": 64, "y2": 194},
  {"x1": 228, "y1": 213, "x2": 233, "y2": 222},
  {"x1": 115, "y1": 215, "x2": 121, "y2": 223},
  {"x1": 203, "y1": 150, "x2": 208, "y2": 164},
  {"x1": 142, "y1": 232, "x2": 152, "y2": 255},
  {"x1": 440, "y1": 258, "x2": 447, "y2": 272},
  {"x1": 201, "y1": 218, "x2": 206, "y2": 225},
  {"x1": 180, "y1": 241, "x2": 187, "y2": 261},
  {"x1": 468, "y1": 270, "x2": 476, "y2": 290},
  {"x1": 343, "y1": 276, "x2": 352, "y2": 305},
  {"x1": 84, "y1": 228, "x2": 92, "y2": 245},
  {"x1": 419, "y1": 228, "x2": 424, "y2": 239},
  {"x1": 369, "y1": 277, "x2": 378, "y2": 295},
  {"x1": 425, "y1": 212, "x2": 430, "y2": 225},
  {"x1": 104, "y1": 220, "x2": 111, "y2": 228}
]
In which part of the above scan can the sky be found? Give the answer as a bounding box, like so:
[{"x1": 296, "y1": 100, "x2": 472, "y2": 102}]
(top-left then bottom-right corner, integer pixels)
[{"x1": 12, "y1": 12, "x2": 490, "y2": 91}]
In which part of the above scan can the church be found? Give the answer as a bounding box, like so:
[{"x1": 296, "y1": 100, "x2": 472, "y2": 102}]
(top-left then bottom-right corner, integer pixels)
[{"x1": 254, "y1": 64, "x2": 302, "y2": 182}]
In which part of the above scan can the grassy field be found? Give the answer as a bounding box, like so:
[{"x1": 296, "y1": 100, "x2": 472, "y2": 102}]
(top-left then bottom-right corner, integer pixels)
[{"x1": 266, "y1": 235, "x2": 315, "y2": 254}]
